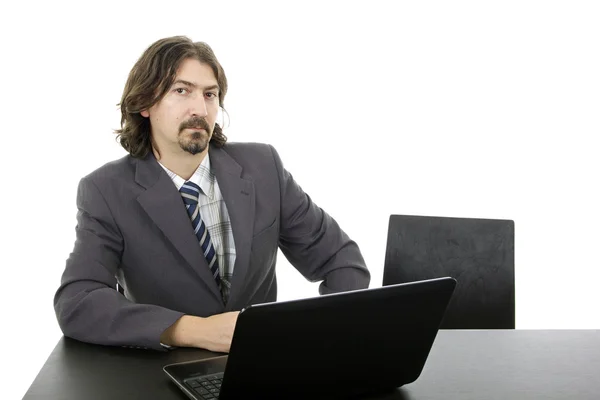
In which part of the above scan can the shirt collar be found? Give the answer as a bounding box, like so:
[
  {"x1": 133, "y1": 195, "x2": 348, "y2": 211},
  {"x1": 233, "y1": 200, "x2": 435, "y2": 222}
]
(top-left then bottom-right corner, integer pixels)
[{"x1": 158, "y1": 153, "x2": 215, "y2": 200}]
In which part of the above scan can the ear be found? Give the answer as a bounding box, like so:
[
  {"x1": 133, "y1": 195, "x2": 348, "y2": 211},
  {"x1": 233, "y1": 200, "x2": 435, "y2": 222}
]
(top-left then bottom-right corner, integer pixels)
[{"x1": 140, "y1": 110, "x2": 150, "y2": 118}]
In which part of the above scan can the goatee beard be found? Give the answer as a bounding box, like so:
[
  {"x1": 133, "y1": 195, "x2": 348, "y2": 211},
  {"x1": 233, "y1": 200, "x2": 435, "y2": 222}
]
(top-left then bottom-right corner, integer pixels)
[
  {"x1": 180, "y1": 135, "x2": 208, "y2": 155},
  {"x1": 178, "y1": 117, "x2": 211, "y2": 155}
]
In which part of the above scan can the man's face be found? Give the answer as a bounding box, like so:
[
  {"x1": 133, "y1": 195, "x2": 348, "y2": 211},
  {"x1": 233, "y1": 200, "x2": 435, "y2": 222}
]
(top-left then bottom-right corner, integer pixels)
[{"x1": 141, "y1": 58, "x2": 220, "y2": 156}]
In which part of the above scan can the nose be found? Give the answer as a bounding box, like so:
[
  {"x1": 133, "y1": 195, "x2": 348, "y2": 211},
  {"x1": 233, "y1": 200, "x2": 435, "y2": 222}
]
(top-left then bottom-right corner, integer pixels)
[{"x1": 190, "y1": 96, "x2": 208, "y2": 118}]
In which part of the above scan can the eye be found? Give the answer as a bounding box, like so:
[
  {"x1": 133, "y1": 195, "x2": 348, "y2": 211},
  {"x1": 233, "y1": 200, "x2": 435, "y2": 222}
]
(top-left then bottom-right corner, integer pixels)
[
  {"x1": 174, "y1": 87, "x2": 189, "y2": 95},
  {"x1": 205, "y1": 92, "x2": 218, "y2": 99}
]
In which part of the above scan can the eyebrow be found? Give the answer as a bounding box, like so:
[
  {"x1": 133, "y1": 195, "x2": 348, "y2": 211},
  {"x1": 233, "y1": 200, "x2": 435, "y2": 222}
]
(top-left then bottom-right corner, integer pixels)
[{"x1": 172, "y1": 80, "x2": 219, "y2": 92}]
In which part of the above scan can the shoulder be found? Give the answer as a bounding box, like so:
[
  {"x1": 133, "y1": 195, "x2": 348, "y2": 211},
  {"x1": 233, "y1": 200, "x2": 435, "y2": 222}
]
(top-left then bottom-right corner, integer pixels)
[
  {"x1": 212, "y1": 142, "x2": 290, "y2": 186},
  {"x1": 80, "y1": 154, "x2": 137, "y2": 188},
  {"x1": 220, "y1": 142, "x2": 275, "y2": 159},
  {"x1": 217, "y1": 142, "x2": 283, "y2": 169}
]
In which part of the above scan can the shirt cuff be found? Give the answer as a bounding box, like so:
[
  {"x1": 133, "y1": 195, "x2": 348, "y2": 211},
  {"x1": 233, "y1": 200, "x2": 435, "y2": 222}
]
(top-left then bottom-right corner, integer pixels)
[{"x1": 160, "y1": 342, "x2": 177, "y2": 350}]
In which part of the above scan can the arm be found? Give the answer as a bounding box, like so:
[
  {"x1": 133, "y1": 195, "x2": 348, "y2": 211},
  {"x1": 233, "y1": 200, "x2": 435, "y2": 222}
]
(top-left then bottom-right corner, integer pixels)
[
  {"x1": 269, "y1": 145, "x2": 371, "y2": 294},
  {"x1": 54, "y1": 177, "x2": 183, "y2": 350},
  {"x1": 54, "y1": 177, "x2": 237, "y2": 351}
]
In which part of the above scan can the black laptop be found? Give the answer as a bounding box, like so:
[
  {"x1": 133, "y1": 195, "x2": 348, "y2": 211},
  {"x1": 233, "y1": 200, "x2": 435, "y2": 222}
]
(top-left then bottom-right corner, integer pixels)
[{"x1": 164, "y1": 277, "x2": 456, "y2": 399}]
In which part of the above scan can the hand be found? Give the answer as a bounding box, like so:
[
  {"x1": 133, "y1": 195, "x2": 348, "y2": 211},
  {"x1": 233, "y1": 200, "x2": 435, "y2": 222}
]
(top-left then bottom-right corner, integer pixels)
[
  {"x1": 197, "y1": 311, "x2": 240, "y2": 353},
  {"x1": 160, "y1": 312, "x2": 240, "y2": 353}
]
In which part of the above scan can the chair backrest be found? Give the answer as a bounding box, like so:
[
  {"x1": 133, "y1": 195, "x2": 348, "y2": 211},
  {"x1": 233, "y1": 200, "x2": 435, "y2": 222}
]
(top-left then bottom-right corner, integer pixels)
[{"x1": 383, "y1": 214, "x2": 515, "y2": 329}]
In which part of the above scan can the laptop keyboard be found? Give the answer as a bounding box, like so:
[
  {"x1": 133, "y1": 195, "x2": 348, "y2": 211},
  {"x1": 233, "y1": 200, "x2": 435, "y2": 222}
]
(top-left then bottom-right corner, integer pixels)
[{"x1": 185, "y1": 373, "x2": 223, "y2": 399}]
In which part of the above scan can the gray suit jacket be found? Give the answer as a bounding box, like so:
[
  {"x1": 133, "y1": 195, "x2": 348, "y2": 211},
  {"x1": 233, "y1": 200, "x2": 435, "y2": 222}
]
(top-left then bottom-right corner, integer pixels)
[{"x1": 54, "y1": 142, "x2": 370, "y2": 350}]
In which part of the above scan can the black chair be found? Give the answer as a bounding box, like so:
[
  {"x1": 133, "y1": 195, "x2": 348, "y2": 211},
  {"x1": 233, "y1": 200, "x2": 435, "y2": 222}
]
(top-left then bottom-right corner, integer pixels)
[{"x1": 383, "y1": 214, "x2": 515, "y2": 329}]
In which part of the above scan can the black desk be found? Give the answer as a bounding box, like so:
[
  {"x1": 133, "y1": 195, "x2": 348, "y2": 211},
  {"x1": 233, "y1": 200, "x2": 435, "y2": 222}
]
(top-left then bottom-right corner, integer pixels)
[{"x1": 24, "y1": 330, "x2": 599, "y2": 399}]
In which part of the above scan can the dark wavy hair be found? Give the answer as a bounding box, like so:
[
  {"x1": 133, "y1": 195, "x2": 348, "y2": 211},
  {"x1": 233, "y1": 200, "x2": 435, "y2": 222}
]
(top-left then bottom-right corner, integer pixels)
[{"x1": 115, "y1": 36, "x2": 228, "y2": 158}]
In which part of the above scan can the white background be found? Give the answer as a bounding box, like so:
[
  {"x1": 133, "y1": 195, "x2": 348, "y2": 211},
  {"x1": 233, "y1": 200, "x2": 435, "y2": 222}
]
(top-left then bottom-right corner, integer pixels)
[{"x1": 1, "y1": 1, "x2": 599, "y2": 398}]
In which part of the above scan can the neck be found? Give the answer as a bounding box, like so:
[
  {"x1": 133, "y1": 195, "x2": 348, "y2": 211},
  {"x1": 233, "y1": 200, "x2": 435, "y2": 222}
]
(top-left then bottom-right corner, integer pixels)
[{"x1": 153, "y1": 146, "x2": 208, "y2": 181}]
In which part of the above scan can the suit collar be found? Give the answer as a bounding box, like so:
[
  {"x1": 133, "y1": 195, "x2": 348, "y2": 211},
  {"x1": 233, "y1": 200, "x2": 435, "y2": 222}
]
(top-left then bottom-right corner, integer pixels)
[{"x1": 133, "y1": 151, "x2": 162, "y2": 190}]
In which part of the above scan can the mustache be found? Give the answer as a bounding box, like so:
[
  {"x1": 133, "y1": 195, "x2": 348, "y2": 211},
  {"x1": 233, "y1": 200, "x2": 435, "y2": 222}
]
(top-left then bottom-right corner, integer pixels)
[{"x1": 179, "y1": 117, "x2": 210, "y2": 132}]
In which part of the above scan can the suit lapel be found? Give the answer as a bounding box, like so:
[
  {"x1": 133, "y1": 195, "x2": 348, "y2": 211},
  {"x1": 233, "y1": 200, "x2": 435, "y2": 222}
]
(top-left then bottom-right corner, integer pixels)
[
  {"x1": 210, "y1": 145, "x2": 255, "y2": 308},
  {"x1": 134, "y1": 152, "x2": 223, "y2": 303}
]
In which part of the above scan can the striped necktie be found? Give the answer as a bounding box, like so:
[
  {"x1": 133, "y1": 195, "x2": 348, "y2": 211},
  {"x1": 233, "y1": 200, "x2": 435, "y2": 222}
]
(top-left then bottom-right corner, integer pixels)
[{"x1": 179, "y1": 181, "x2": 221, "y2": 289}]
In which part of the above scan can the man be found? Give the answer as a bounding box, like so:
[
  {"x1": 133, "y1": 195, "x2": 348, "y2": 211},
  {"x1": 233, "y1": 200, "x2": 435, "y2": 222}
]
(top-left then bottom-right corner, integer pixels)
[{"x1": 54, "y1": 36, "x2": 370, "y2": 353}]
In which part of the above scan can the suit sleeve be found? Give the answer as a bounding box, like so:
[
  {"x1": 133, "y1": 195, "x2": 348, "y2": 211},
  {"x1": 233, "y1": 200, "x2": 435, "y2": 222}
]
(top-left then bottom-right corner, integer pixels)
[
  {"x1": 269, "y1": 145, "x2": 371, "y2": 294},
  {"x1": 53, "y1": 177, "x2": 184, "y2": 351}
]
